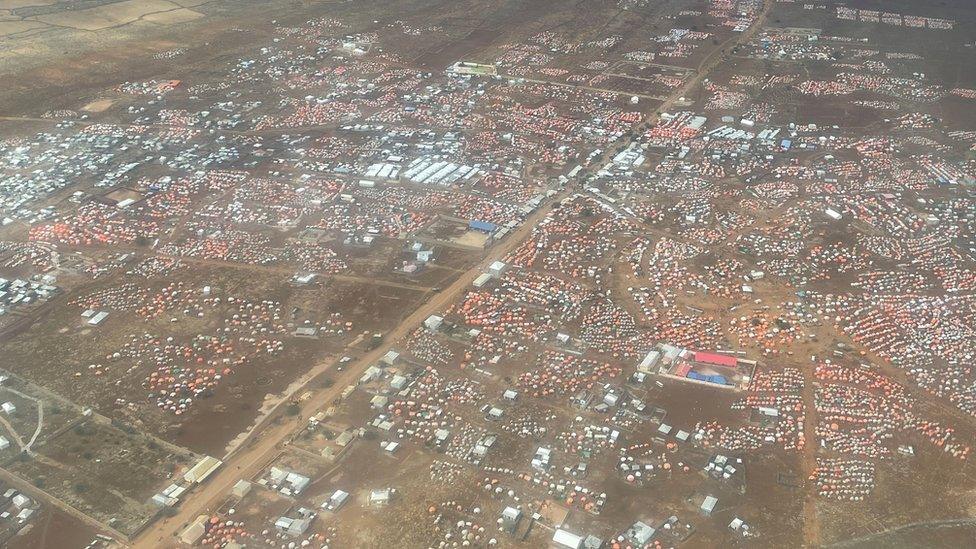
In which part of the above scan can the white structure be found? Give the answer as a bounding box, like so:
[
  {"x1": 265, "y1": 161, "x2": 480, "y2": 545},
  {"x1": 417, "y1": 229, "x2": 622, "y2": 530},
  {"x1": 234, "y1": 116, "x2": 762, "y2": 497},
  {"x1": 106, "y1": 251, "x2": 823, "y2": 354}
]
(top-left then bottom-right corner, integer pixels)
[
  {"x1": 553, "y1": 528, "x2": 584, "y2": 549},
  {"x1": 424, "y1": 315, "x2": 443, "y2": 332},
  {"x1": 488, "y1": 261, "x2": 507, "y2": 278},
  {"x1": 324, "y1": 489, "x2": 350, "y2": 510}
]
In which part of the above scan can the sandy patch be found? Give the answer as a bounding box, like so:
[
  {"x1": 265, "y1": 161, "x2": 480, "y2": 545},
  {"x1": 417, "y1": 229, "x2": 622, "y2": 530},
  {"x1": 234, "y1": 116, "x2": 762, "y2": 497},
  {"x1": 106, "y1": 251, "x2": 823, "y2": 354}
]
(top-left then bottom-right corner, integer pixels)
[
  {"x1": 30, "y1": 0, "x2": 195, "y2": 31},
  {"x1": 81, "y1": 98, "x2": 115, "y2": 112},
  {"x1": 0, "y1": 0, "x2": 57, "y2": 9},
  {"x1": 0, "y1": 20, "x2": 46, "y2": 36},
  {"x1": 170, "y1": 0, "x2": 210, "y2": 7},
  {"x1": 452, "y1": 230, "x2": 490, "y2": 247},
  {"x1": 142, "y1": 7, "x2": 201, "y2": 24}
]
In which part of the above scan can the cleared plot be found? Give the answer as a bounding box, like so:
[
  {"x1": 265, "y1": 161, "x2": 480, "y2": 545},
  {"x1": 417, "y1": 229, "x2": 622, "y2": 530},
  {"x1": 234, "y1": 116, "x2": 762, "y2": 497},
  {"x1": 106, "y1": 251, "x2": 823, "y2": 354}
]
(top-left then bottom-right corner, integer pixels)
[
  {"x1": 30, "y1": 0, "x2": 201, "y2": 31},
  {"x1": 0, "y1": 20, "x2": 47, "y2": 37},
  {"x1": 5, "y1": 418, "x2": 196, "y2": 535},
  {"x1": 142, "y1": 7, "x2": 201, "y2": 24},
  {"x1": 0, "y1": 0, "x2": 58, "y2": 8}
]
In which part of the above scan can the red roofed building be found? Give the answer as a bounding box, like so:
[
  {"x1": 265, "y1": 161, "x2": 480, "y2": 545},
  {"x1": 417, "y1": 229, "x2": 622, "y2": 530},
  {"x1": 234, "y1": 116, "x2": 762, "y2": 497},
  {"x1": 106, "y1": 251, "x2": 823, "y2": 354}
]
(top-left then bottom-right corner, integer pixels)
[{"x1": 693, "y1": 351, "x2": 737, "y2": 367}]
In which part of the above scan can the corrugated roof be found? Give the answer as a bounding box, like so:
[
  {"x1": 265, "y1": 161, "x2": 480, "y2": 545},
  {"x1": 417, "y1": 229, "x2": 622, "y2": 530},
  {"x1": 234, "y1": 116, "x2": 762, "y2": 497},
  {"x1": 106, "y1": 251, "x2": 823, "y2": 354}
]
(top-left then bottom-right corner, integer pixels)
[{"x1": 694, "y1": 351, "x2": 737, "y2": 367}]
